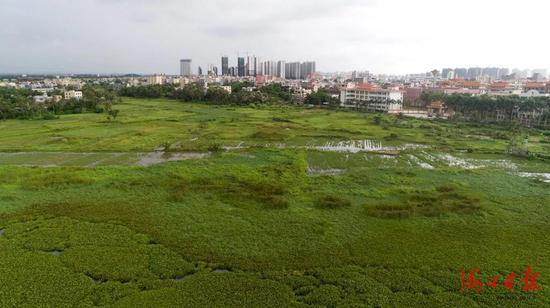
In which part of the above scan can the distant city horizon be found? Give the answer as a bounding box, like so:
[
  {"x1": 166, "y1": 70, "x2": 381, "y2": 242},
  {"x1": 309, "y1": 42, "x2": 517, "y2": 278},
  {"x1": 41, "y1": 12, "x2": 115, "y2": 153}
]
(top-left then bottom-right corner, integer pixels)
[
  {"x1": 2, "y1": 56, "x2": 549, "y2": 79},
  {"x1": 2, "y1": 65, "x2": 549, "y2": 79}
]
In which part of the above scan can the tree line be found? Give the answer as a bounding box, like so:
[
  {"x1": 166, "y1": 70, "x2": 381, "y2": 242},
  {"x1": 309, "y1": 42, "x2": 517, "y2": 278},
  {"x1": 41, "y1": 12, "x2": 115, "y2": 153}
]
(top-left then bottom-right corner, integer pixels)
[
  {"x1": 119, "y1": 82, "x2": 290, "y2": 106},
  {"x1": 0, "y1": 85, "x2": 119, "y2": 120},
  {"x1": 119, "y1": 82, "x2": 340, "y2": 107},
  {"x1": 421, "y1": 92, "x2": 550, "y2": 126}
]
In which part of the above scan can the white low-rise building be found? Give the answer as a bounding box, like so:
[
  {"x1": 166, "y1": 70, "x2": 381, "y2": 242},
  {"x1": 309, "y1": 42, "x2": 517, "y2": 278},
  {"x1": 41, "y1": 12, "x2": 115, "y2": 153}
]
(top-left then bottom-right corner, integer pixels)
[
  {"x1": 340, "y1": 87, "x2": 403, "y2": 112},
  {"x1": 33, "y1": 94, "x2": 50, "y2": 103},
  {"x1": 147, "y1": 75, "x2": 165, "y2": 85},
  {"x1": 64, "y1": 90, "x2": 83, "y2": 100},
  {"x1": 489, "y1": 89, "x2": 522, "y2": 97},
  {"x1": 519, "y1": 90, "x2": 550, "y2": 98}
]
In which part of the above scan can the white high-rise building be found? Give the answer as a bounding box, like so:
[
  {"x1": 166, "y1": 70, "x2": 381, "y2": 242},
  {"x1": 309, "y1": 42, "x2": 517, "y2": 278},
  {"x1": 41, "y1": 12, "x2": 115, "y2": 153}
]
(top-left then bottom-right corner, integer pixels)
[
  {"x1": 262, "y1": 61, "x2": 277, "y2": 76},
  {"x1": 257, "y1": 61, "x2": 264, "y2": 76},
  {"x1": 180, "y1": 59, "x2": 192, "y2": 77},
  {"x1": 277, "y1": 61, "x2": 286, "y2": 79},
  {"x1": 246, "y1": 56, "x2": 259, "y2": 76}
]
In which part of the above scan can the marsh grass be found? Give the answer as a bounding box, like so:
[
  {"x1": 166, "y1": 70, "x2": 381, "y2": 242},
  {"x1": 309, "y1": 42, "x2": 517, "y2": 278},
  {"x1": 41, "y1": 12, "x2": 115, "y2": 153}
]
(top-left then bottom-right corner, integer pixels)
[
  {"x1": 22, "y1": 171, "x2": 94, "y2": 190},
  {"x1": 251, "y1": 127, "x2": 289, "y2": 141},
  {"x1": 366, "y1": 186, "x2": 482, "y2": 218},
  {"x1": 191, "y1": 176, "x2": 289, "y2": 209},
  {"x1": 315, "y1": 195, "x2": 352, "y2": 209},
  {"x1": 0, "y1": 99, "x2": 547, "y2": 307}
]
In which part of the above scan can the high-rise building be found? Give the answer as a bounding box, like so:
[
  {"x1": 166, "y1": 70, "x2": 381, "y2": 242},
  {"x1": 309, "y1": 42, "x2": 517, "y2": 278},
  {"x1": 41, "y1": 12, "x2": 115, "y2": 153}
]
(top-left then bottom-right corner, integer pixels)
[
  {"x1": 262, "y1": 60, "x2": 277, "y2": 76},
  {"x1": 246, "y1": 56, "x2": 258, "y2": 76},
  {"x1": 277, "y1": 61, "x2": 286, "y2": 79},
  {"x1": 180, "y1": 59, "x2": 192, "y2": 77},
  {"x1": 198, "y1": 66, "x2": 203, "y2": 76},
  {"x1": 441, "y1": 68, "x2": 453, "y2": 80},
  {"x1": 300, "y1": 61, "x2": 316, "y2": 79},
  {"x1": 467, "y1": 67, "x2": 482, "y2": 80},
  {"x1": 286, "y1": 62, "x2": 301, "y2": 80},
  {"x1": 483, "y1": 67, "x2": 499, "y2": 80},
  {"x1": 257, "y1": 60, "x2": 264, "y2": 76},
  {"x1": 207, "y1": 64, "x2": 218, "y2": 76},
  {"x1": 498, "y1": 68, "x2": 510, "y2": 79},
  {"x1": 221, "y1": 56, "x2": 229, "y2": 76},
  {"x1": 454, "y1": 68, "x2": 467, "y2": 79},
  {"x1": 351, "y1": 71, "x2": 370, "y2": 83},
  {"x1": 237, "y1": 57, "x2": 245, "y2": 77}
]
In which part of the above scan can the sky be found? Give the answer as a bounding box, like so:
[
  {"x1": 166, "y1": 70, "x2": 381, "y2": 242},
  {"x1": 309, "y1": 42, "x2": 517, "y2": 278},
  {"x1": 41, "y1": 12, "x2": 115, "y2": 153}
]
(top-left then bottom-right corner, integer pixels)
[{"x1": 0, "y1": 0, "x2": 549, "y2": 75}]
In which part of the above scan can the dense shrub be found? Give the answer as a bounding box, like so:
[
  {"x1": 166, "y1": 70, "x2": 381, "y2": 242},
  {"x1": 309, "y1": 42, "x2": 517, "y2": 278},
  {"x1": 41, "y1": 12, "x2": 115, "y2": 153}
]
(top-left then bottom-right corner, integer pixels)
[
  {"x1": 366, "y1": 187, "x2": 482, "y2": 218},
  {"x1": 303, "y1": 284, "x2": 343, "y2": 306},
  {"x1": 316, "y1": 195, "x2": 351, "y2": 209}
]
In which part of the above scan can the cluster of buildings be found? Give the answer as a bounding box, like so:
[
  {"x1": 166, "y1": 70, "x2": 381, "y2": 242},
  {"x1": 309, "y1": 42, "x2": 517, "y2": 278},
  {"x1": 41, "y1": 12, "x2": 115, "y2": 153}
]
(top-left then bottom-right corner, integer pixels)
[
  {"x1": 0, "y1": 77, "x2": 83, "y2": 92},
  {"x1": 440, "y1": 67, "x2": 548, "y2": 82},
  {"x1": 335, "y1": 66, "x2": 550, "y2": 116},
  {"x1": 179, "y1": 56, "x2": 316, "y2": 80},
  {"x1": 2, "y1": 62, "x2": 549, "y2": 125},
  {"x1": 403, "y1": 79, "x2": 550, "y2": 103},
  {"x1": 31, "y1": 90, "x2": 83, "y2": 104},
  {"x1": 0, "y1": 77, "x2": 85, "y2": 104}
]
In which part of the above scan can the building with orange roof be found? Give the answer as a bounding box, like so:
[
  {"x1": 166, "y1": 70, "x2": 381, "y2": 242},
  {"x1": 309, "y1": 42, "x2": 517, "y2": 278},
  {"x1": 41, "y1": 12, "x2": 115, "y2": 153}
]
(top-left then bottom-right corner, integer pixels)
[
  {"x1": 490, "y1": 81, "x2": 510, "y2": 91},
  {"x1": 355, "y1": 83, "x2": 377, "y2": 91},
  {"x1": 427, "y1": 101, "x2": 450, "y2": 117},
  {"x1": 459, "y1": 80, "x2": 481, "y2": 89},
  {"x1": 524, "y1": 82, "x2": 546, "y2": 92}
]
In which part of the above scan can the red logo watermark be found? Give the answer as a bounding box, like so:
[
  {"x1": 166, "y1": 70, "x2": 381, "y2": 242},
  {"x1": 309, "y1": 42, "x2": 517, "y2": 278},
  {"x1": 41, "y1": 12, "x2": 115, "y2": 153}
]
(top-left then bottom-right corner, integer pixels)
[{"x1": 461, "y1": 265, "x2": 540, "y2": 293}]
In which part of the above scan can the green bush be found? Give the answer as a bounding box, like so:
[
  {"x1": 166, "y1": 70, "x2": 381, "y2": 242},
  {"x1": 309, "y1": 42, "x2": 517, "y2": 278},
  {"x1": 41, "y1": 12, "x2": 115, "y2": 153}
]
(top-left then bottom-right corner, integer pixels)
[
  {"x1": 207, "y1": 144, "x2": 222, "y2": 152},
  {"x1": 316, "y1": 195, "x2": 351, "y2": 209},
  {"x1": 272, "y1": 117, "x2": 292, "y2": 123},
  {"x1": 366, "y1": 187, "x2": 482, "y2": 218},
  {"x1": 303, "y1": 284, "x2": 343, "y2": 306}
]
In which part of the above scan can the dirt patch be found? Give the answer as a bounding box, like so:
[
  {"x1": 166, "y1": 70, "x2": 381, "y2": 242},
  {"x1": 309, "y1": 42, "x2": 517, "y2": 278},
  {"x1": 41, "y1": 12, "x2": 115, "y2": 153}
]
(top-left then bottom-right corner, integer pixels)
[{"x1": 137, "y1": 152, "x2": 209, "y2": 166}]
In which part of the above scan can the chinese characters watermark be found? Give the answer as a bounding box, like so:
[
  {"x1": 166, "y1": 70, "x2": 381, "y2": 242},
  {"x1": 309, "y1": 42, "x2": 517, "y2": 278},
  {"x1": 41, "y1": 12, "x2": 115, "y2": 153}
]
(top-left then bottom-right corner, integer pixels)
[{"x1": 461, "y1": 265, "x2": 540, "y2": 293}]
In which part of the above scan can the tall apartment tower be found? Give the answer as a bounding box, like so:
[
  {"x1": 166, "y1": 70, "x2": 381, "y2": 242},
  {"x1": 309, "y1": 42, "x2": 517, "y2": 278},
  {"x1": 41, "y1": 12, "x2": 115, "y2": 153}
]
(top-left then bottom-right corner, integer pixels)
[
  {"x1": 180, "y1": 59, "x2": 192, "y2": 77},
  {"x1": 454, "y1": 68, "x2": 468, "y2": 79},
  {"x1": 257, "y1": 60, "x2": 264, "y2": 76},
  {"x1": 246, "y1": 56, "x2": 258, "y2": 76},
  {"x1": 467, "y1": 67, "x2": 482, "y2": 80},
  {"x1": 300, "y1": 61, "x2": 316, "y2": 79},
  {"x1": 237, "y1": 57, "x2": 245, "y2": 77},
  {"x1": 277, "y1": 61, "x2": 286, "y2": 79},
  {"x1": 262, "y1": 61, "x2": 277, "y2": 77},
  {"x1": 286, "y1": 62, "x2": 301, "y2": 80},
  {"x1": 221, "y1": 56, "x2": 229, "y2": 76},
  {"x1": 441, "y1": 68, "x2": 453, "y2": 80}
]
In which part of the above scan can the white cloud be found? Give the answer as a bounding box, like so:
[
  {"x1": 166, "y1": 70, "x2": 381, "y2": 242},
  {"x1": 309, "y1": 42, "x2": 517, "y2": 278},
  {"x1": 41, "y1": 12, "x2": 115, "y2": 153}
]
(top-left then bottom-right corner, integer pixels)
[{"x1": 0, "y1": 0, "x2": 548, "y2": 74}]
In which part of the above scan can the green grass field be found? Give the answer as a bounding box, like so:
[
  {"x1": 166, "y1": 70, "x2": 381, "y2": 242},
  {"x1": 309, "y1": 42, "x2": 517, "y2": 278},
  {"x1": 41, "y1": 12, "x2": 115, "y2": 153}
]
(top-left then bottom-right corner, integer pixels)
[{"x1": 0, "y1": 98, "x2": 548, "y2": 307}]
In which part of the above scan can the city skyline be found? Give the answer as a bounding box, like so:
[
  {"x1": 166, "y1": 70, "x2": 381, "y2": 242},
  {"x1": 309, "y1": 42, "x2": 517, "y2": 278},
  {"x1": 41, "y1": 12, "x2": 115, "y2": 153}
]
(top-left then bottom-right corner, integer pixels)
[
  {"x1": 1, "y1": 0, "x2": 549, "y2": 75},
  {"x1": 180, "y1": 55, "x2": 316, "y2": 79}
]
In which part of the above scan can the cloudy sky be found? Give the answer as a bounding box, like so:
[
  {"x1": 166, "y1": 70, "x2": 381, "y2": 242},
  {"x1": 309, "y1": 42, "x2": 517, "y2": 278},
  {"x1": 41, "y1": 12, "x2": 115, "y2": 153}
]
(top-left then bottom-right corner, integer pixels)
[{"x1": 0, "y1": 0, "x2": 548, "y2": 75}]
